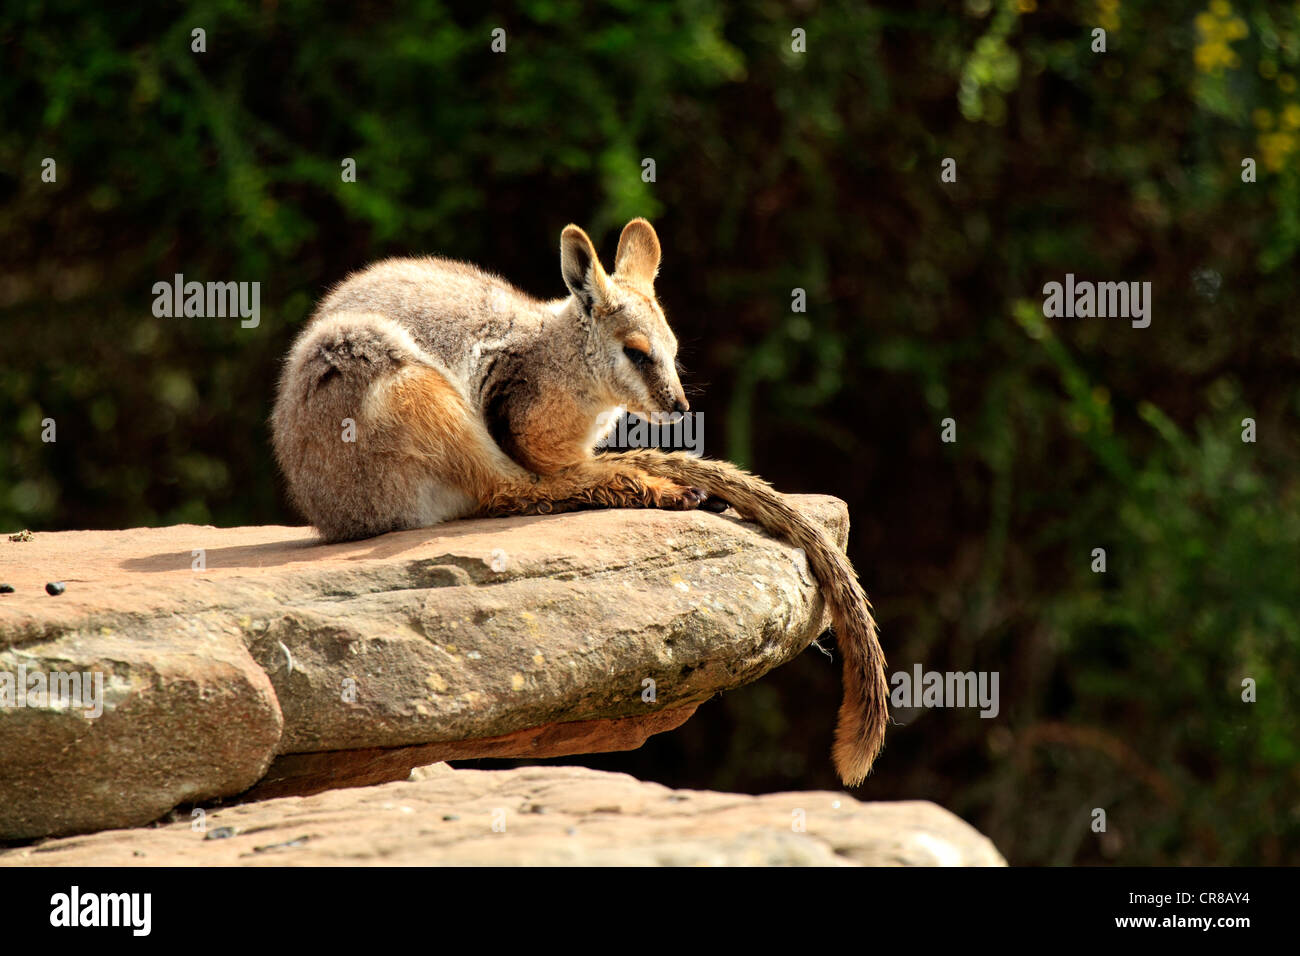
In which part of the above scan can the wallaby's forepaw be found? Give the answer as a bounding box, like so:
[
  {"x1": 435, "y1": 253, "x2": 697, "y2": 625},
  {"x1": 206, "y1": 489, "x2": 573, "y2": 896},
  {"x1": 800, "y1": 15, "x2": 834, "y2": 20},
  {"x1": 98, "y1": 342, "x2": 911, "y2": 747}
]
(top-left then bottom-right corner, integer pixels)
[{"x1": 654, "y1": 481, "x2": 709, "y2": 510}]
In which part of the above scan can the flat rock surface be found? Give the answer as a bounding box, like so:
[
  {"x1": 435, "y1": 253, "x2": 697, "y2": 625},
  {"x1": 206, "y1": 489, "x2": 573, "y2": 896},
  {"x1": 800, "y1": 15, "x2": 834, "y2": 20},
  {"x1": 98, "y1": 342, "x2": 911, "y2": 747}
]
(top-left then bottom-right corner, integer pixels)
[
  {"x1": 1, "y1": 764, "x2": 1007, "y2": 867},
  {"x1": 0, "y1": 498, "x2": 847, "y2": 837}
]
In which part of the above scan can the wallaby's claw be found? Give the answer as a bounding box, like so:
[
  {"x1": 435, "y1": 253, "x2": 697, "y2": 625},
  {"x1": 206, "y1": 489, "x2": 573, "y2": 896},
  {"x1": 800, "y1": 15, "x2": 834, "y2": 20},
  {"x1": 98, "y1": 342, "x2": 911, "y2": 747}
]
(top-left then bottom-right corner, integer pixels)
[{"x1": 661, "y1": 484, "x2": 708, "y2": 510}]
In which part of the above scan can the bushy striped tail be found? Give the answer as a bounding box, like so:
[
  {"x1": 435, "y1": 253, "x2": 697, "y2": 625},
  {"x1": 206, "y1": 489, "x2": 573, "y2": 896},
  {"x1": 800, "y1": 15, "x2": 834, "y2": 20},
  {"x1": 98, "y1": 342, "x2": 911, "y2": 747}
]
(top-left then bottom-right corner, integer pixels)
[{"x1": 605, "y1": 449, "x2": 889, "y2": 785}]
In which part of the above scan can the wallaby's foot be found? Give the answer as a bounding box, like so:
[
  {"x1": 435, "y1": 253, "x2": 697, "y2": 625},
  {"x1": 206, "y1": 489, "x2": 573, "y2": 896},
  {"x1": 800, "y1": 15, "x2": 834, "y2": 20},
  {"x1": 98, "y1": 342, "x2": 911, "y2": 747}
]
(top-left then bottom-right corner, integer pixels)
[
  {"x1": 480, "y1": 469, "x2": 707, "y2": 517},
  {"x1": 651, "y1": 480, "x2": 708, "y2": 510},
  {"x1": 700, "y1": 494, "x2": 731, "y2": 513}
]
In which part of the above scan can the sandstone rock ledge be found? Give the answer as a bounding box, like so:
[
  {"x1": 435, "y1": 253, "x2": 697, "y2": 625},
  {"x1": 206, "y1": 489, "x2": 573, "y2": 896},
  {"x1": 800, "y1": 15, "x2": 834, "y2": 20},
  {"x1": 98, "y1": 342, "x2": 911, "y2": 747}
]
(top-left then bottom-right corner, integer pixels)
[
  {"x1": 0, "y1": 764, "x2": 1007, "y2": 866},
  {"x1": 1, "y1": 498, "x2": 847, "y2": 839}
]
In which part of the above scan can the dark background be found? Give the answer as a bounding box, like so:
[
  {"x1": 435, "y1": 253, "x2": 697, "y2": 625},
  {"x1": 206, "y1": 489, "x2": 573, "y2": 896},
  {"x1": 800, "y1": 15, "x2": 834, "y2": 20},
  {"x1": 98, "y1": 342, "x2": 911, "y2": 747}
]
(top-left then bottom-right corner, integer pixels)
[{"x1": 2, "y1": 0, "x2": 1297, "y2": 864}]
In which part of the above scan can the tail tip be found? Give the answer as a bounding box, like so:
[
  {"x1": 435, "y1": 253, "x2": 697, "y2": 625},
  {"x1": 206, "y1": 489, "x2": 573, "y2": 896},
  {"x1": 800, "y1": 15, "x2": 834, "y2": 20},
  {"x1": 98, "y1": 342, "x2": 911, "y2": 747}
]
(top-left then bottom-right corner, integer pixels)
[
  {"x1": 833, "y1": 753, "x2": 874, "y2": 789},
  {"x1": 832, "y1": 698, "x2": 888, "y2": 787}
]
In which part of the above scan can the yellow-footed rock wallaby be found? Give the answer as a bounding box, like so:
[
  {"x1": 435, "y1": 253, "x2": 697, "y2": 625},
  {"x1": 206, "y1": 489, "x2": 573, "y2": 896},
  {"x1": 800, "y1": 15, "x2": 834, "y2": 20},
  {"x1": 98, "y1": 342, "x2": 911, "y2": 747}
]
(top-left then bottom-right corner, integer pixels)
[{"x1": 270, "y1": 219, "x2": 888, "y2": 785}]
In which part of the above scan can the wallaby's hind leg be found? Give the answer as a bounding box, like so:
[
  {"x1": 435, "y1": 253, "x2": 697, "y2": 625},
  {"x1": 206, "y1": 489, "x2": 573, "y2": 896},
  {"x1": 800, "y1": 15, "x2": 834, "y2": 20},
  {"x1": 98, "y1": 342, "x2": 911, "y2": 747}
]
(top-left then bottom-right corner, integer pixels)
[{"x1": 271, "y1": 312, "x2": 501, "y2": 541}]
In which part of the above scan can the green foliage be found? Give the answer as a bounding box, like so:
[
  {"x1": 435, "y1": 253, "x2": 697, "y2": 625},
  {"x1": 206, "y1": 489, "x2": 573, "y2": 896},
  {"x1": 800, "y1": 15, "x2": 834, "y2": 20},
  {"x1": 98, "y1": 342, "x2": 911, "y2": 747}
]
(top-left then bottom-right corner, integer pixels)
[{"x1": 1, "y1": 0, "x2": 1297, "y2": 864}]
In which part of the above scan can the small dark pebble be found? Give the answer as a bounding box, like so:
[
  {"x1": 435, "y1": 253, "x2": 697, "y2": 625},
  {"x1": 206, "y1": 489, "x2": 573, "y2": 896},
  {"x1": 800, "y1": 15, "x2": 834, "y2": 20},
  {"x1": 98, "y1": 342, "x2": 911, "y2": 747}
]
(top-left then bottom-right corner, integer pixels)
[
  {"x1": 45, "y1": 582, "x2": 65, "y2": 596},
  {"x1": 204, "y1": 826, "x2": 236, "y2": 840},
  {"x1": 442, "y1": 814, "x2": 460, "y2": 822},
  {"x1": 0, "y1": 584, "x2": 13, "y2": 593}
]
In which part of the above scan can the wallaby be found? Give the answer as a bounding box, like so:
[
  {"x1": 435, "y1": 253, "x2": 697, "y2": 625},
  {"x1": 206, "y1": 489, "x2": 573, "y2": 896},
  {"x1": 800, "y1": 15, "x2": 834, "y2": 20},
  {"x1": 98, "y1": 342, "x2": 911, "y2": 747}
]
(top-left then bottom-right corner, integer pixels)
[{"x1": 270, "y1": 219, "x2": 888, "y2": 785}]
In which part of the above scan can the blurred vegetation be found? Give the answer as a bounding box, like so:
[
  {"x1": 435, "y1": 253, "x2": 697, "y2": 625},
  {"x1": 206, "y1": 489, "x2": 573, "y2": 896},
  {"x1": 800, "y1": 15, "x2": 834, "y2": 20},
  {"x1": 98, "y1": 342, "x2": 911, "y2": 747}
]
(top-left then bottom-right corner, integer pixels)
[{"x1": 2, "y1": 0, "x2": 1297, "y2": 864}]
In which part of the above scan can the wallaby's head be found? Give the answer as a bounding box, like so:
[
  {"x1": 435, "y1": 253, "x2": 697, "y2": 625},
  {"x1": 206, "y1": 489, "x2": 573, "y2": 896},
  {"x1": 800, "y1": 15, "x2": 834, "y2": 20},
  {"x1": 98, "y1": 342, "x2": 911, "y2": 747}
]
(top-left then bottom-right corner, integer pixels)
[{"x1": 560, "y1": 218, "x2": 688, "y2": 418}]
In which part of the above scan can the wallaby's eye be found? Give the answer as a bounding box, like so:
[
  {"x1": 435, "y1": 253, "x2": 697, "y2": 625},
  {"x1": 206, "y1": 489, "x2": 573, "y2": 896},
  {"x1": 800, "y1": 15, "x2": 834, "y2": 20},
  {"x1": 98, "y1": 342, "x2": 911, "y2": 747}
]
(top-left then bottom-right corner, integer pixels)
[{"x1": 623, "y1": 344, "x2": 651, "y2": 369}]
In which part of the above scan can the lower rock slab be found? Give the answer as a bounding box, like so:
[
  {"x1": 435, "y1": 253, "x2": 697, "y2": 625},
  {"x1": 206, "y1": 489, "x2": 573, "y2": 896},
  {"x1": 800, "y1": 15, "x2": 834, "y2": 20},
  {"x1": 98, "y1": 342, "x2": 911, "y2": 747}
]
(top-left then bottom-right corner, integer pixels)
[{"x1": 1, "y1": 764, "x2": 1007, "y2": 867}]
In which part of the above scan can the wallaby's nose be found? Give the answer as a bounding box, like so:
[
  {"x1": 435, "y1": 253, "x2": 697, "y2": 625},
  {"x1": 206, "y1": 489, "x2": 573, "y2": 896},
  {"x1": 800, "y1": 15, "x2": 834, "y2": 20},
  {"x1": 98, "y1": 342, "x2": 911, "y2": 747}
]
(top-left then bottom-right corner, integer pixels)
[{"x1": 672, "y1": 396, "x2": 690, "y2": 414}]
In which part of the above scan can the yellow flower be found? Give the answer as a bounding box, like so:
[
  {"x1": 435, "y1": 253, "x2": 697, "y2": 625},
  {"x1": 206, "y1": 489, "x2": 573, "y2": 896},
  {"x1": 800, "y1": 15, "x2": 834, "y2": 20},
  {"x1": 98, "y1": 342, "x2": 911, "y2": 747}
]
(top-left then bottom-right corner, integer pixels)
[
  {"x1": 1016, "y1": 0, "x2": 1037, "y2": 12},
  {"x1": 1280, "y1": 74, "x2": 1297, "y2": 93},
  {"x1": 1195, "y1": 41, "x2": 1236, "y2": 73},
  {"x1": 1260, "y1": 131, "x2": 1298, "y2": 172},
  {"x1": 1253, "y1": 108, "x2": 1274, "y2": 130},
  {"x1": 1194, "y1": 2, "x2": 1249, "y2": 75},
  {"x1": 1283, "y1": 104, "x2": 1300, "y2": 129}
]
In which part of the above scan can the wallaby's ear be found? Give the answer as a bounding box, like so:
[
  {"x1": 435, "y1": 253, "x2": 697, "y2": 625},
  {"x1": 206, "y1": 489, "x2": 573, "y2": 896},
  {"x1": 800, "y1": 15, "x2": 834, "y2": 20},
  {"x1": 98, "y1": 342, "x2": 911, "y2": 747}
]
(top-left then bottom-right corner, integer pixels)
[
  {"x1": 560, "y1": 224, "x2": 611, "y2": 313},
  {"x1": 614, "y1": 218, "x2": 661, "y2": 288}
]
